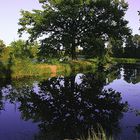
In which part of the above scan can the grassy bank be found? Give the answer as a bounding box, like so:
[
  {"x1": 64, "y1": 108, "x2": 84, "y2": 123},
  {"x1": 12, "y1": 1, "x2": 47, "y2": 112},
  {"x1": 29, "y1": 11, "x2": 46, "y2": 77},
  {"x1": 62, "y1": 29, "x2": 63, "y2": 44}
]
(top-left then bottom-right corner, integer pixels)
[
  {"x1": 112, "y1": 58, "x2": 140, "y2": 64},
  {"x1": 3, "y1": 59, "x2": 96, "y2": 79},
  {"x1": 1, "y1": 57, "x2": 140, "y2": 79}
]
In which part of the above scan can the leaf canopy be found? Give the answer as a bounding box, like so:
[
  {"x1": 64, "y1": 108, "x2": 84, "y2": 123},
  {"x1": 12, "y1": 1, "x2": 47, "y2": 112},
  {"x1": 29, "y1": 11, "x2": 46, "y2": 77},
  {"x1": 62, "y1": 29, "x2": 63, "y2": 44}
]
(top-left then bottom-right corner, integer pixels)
[{"x1": 18, "y1": 0, "x2": 131, "y2": 59}]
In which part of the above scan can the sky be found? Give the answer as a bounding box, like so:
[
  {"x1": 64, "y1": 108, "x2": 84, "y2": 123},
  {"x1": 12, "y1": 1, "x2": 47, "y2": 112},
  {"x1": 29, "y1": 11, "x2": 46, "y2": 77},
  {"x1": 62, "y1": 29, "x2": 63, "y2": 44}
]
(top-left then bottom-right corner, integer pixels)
[
  {"x1": 0, "y1": 0, "x2": 41, "y2": 45},
  {"x1": 125, "y1": 0, "x2": 140, "y2": 35},
  {"x1": 0, "y1": 0, "x2": 139, "y2": 45}
]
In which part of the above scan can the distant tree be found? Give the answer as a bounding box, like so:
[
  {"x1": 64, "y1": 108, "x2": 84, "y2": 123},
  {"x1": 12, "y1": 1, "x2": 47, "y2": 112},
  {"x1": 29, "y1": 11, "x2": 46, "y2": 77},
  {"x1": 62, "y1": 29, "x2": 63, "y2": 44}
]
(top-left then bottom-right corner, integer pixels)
[
  {"x1": 0, "y1": 39, "x2": 6, "y2": 54},
  {"x1": 124, "y1": 34, "x2": 140, "y2": 58},
  {"x1": 18, "y1": 0, "x2": 130, "y2": 60},
  {"x1": 10, "y1": 40, "x2": 39, "y2": 59}
]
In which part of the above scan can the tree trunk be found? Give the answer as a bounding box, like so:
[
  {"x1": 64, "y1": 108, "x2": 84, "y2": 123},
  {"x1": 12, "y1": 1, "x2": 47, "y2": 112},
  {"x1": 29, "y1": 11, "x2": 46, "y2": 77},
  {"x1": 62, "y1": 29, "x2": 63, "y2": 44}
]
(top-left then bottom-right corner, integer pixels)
[{"x1": 71, "y1": 42, "x2": 77, "y2": 60}]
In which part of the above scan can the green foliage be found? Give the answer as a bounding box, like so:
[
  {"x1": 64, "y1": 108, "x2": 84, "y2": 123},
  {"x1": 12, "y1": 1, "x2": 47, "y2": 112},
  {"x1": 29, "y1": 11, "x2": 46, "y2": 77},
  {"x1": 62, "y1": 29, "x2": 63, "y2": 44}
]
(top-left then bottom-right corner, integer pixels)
[
  {"x1": 124, "y1": 34, "x2": 140, "y2": 58},
  {"x1": 0, "y1": 47, "x2": 11, "y2": 63},
  {"x1": 0, "y1": 39, "x2": 42, "y2": 78},
  {"x1": 109, "y1": 38, "x2": 124, "y2": 58},
  {"x1": 0, "y1": 39, "x2": 39, "y2": 65},
  {"x1": 111, "y1": 34, "x2": 140, "y2": 58},
  {"x1": 113, "y1": 58, "x2": 140, "y2": 64},
  {"x1": 56, "y1": 63, "x2": 72, "y2": 75},
  {"x1": 69, "y1": 60, "x2": 96, "y2": 71},
  {"x1": 18, "y1": 0, "x2": 130, "y2": 60},
  {"x1": 9, "y1": 39, "x2": 39, "y2": 59},
  {"x1": 0, "y1": 39, "x2": 5, "y2": 54},
  {"x1": 10, "y1": 58, "x2": 51, "y2": 78}
]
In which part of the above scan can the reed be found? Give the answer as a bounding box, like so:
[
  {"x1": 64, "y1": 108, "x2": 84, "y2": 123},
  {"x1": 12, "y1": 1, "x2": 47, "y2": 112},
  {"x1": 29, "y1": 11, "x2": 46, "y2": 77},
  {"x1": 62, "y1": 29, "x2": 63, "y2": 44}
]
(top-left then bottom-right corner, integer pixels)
[{"x1": 81, "y1": 125, "x2": 113, "y2": 140}]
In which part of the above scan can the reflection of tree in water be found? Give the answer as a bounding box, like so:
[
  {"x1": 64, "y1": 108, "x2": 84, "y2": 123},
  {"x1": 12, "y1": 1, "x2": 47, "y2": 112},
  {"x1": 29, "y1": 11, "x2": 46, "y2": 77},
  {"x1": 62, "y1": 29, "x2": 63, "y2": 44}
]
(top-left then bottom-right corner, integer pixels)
[
  {"x1": 122, "y1": 64, "x2": 140, "y2": 84},
  {"x1": 0, "y1": 91, "x2": 3, "y2": 111},
  {"x1": 135, "y1": 124, "x2": 140, "y2": 134},
  {"x1": 8, "y1": 71, "x2": 127, "y2": 140},
  {"x1": 0, "y1": 52, "x2": 13, "y2": 79},
  {"x1": 105, "y1": 66, "x2": 121, "y2": 83},
  {"x1": 0, "y1": 78, "x2": 12, "y2": 111},
  {"x1": 0, "y1": 52, "x2": 13, "y2": 111}
]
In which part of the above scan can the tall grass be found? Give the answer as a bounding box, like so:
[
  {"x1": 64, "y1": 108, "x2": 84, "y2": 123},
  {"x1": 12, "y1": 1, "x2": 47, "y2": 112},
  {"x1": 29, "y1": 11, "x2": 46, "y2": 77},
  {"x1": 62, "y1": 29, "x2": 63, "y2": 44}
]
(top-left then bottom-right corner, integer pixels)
[
  {"x1": 0, "y1": 52, "x2": 97, "y2": 78},
  {"x1": 11, "y1": 59, "x2": 51, "y2": 78},
  {"x1": 112, "y1": 58, "x2": 140, "y2": 64},
  {"x1": 56, "y1": 63, "x2": 72, "y2": 75},
  {"x1": 81, "y1": 125, "x2": 113, "y2": 140},
  {"x1": 9, "y1": 59, "x2": 97, "y2": 79},
  {"x1": 69, "y1": 60, "x2": 96, "y2": 72}
]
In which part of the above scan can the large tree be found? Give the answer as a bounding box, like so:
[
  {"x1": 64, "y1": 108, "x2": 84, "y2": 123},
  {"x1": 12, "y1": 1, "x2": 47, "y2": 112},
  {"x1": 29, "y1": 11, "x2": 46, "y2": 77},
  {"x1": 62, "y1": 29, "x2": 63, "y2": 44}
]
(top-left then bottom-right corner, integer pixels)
[{"x1": 18, "y1": 0, "x2": 130, "y2": 60}]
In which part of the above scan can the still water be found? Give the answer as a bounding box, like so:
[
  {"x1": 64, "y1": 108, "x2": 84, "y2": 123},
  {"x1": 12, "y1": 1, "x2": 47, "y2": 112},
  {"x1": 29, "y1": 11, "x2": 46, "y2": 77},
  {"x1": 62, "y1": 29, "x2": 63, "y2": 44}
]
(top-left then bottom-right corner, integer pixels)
[{"x1": 0, "y1": 64, "x2": 140, "y2": 140}]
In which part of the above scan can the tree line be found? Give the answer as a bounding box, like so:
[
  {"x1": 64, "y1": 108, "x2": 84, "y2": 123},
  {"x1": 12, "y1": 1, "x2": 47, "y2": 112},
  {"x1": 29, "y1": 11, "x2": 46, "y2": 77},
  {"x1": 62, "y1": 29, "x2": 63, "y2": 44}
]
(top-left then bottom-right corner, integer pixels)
[{"x1": 112, "y1": 34, "x2": 140, "y2": 58}]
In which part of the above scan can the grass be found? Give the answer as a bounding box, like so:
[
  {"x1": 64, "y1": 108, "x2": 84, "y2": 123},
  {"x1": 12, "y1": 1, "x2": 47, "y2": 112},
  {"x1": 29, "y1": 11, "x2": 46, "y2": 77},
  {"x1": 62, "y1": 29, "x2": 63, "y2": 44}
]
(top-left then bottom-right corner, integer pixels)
[
  {"x1": 2, "y1": 56, "x2": 140, "y2": 79},
  {"x1": 112, "y1": 57, "x2": 140, "y2": 64},
  {"x1": 56, "y1": 63, "x2": 72, "y2": 75},
  {"x1": 68, "y1": 60, "x2": 96, "y2": 72},
  {"x1": 81, "y1": 126, "x2": 113, "y2": 140},
  {"x1": 10, "y1": 59, "x2": 52, "y2": 79},
  {"x1": 2, "y1": 58, "x2": 96, "y2": 79}
]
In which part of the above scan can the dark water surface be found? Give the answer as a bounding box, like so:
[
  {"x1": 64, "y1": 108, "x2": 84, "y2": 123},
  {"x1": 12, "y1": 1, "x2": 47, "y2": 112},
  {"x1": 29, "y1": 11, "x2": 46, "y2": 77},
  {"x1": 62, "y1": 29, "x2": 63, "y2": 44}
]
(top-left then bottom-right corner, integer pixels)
[{"x1": 0, "y1": 64, "x2": 140, "y2": 140}]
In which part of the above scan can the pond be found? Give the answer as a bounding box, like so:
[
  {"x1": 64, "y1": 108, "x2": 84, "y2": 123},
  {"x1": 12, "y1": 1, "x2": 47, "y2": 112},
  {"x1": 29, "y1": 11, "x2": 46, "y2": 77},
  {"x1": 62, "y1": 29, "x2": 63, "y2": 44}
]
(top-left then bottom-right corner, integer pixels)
[{"x1": 0, "y1": 64, "x2": 140, "y2": 140}]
